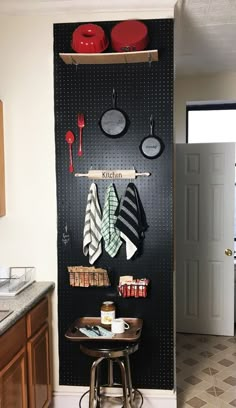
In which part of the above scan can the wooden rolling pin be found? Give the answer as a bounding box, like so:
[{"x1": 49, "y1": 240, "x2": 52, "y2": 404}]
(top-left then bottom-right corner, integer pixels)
[{"x1": 74, "y1": 169, "x2": 150, "y2": 179}]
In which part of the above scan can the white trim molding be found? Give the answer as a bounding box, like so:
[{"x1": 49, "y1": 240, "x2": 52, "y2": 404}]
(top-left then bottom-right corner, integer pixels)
[{"x1": 52, "y1": 388, "x2": 177, "y2": 408}]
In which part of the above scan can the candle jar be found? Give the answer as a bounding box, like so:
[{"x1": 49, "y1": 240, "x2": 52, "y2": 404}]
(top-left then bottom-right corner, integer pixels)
[{"x1": 101, "y1": 301, "x2": 115, "y2": 325}]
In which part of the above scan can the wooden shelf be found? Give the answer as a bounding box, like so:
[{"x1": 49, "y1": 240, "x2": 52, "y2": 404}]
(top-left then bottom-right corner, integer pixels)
[{"x1": 59, "y1": 50, "x2": 158, "y2": 65}]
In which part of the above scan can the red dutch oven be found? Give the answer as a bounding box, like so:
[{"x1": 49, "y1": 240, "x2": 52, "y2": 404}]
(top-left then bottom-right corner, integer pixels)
[
  {"x1": 111, "y1": 20, "x2": 149, "y2": 52},
  {"x1": 71, "y1": 23, "x2": 109, "y2": 53}
]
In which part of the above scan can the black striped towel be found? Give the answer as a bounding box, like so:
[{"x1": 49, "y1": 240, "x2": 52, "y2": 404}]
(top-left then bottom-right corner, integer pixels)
[
  {"x1": 101, "y1": 183, "x2": 122, "y2": 257},
  {"x1": 83, "y1": 183, "x2": 102, "y2": 264},
  {"x1": 115, "y1": 183, "x2": 148, "y2": 260}
]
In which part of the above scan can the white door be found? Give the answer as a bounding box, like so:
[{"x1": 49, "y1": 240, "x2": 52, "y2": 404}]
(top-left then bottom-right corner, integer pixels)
[{"x1": 176, "y1": 143, "x2": 235, "y2": 336}]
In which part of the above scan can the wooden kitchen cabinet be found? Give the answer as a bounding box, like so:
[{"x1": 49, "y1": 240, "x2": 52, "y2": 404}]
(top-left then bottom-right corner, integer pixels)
[
  {"x1": 0, "y1": 296, "x2": 52, "y2": 408},
  {"x1": 27, "y1": 297, "x2": 51, "y2": 408},
  {"x1": 0, "y1": 347, "x2": 28, "y2": 408},
  {"x1": 0, "y1": 100, "x2": 6, "y2": 216}
]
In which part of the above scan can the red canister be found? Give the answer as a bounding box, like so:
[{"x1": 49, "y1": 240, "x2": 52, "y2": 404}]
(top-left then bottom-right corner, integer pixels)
[{"x1": 111, "y1": 20, "x2": 149, "y2": 52}]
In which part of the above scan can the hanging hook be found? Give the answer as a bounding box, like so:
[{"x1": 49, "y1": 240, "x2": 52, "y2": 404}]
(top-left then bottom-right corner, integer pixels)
[
  {"x1": 112, "y1": 88, "x2": 117, "y2": 108},
  {"x1": 71, "y1": 57, "x2": 79, "y2": 72},
  {"x1": 148, "y1": 52, "x2": 152, "y2": 68},
  {"x1": 150, "y1": 114, "x2": 154, "y2": 136}
]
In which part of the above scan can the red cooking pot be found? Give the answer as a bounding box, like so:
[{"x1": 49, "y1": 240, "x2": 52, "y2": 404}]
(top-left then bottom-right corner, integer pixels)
[
  {"x1": 111, "y1": 20, "x2": 149, "y2": 52},
  {"x1": 71, "y1": 23, "x2": 109, "y2": 53}
]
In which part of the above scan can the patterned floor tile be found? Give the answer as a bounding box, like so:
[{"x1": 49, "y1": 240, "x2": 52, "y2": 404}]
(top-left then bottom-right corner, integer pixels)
[
  {"x1": 223, "y1": 376, "x2": 236, "y2": 386},
  {"x1": 177, "y1": 401, "x2": 199, "y2": 408},
  {"x1": 185, "y1": 396, "x2": 207, "y2": 407},
  {"x1": 183, "y1": 358, "x2": 199, "y2": 366},
  {"x1": 182, "y1": 344, "x2": 197, "y2": 351},
  {"x1": 213, "y1": 377, "x2": 233, "y2": 393},
  {"x1": 178, "y1": 390, "x2": 202, "y2": 404},
  {"x1": 206, "y1": 386, "x2": 224, "y2": 396},
  {"x1": 202, "y1": 367, "x2": 219, "y2": 376},
  {"x1": 199, "y1": 351, "x2": 215, "y2": 358},
  {"x1": 227, "y1": 338, "x2": 236, "y2": 344},
  {"x1": 214, "y1": 344, "x2": 229, "y2": 351},
  {"x1": 217, "y1": 359, "x2": 234, "y2": 367},
  {"x1": 218, "y1": 401, "x2": 236, "y2": 408},
  {"x1": 218, "y1": 389, "x2": 236, "y2": 403},
  {"x1": 197, "y1": 390, "x2": 222, "y2": 406},
  {"x1": 177, "y1": 331, "x2": 236, "y2": 408},
  {"x1": 184, "y1": 376, "x2": 203, "y2": 385}
]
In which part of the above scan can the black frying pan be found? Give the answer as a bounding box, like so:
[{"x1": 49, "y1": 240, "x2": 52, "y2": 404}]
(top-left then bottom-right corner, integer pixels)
[
  {"x1": 140, "y1": 115, "x2": 164, "y2": 159},
  {"x1": 99, "y1": 89, "x2": 129, "y2": 138}
]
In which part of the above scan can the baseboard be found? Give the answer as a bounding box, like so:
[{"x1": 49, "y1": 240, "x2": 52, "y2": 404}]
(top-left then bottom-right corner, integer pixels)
[{"x1": 52, "y1": 388, "x2": 177, "y2": 407}]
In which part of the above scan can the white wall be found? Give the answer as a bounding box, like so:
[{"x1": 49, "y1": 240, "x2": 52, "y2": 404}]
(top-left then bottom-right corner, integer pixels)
[
  {"x1": 0, "y1": 10, "x2": 174, "y2": 400},
  {"x1": 175, "y1": 72, "x2": 236, "y2": 143}
]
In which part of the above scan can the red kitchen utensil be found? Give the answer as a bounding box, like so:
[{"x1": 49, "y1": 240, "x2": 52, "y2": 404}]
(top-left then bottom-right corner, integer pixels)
[
  {"x1": 77, "y1": 113, "x2": 85, "y2": 157},
  {"x1": 65, "y1": 130, "x2": 75, "y2": 173}
]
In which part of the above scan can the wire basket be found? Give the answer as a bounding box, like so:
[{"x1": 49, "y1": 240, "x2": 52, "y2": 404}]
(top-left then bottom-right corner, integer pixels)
[
  {"x1": 0, "y1": 267, "x2": 35, "y2": 294},
  {"x1": 67, "y1": 266, "x2": 111, "y2": 287}
]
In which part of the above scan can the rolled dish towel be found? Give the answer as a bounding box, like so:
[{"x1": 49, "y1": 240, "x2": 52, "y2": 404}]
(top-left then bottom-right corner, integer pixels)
[{"x1": 83, "y1": 183, "x2": 102, "y2": 264}]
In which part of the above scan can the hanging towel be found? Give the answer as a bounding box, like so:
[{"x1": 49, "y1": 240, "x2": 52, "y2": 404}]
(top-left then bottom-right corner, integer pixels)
[
  {"x1": 83, "y1": 183, "x2": 102, "y2": 265},
  {"x1": 115, "y1": 183, "x2": 148, "y2": 260},
  {"x1": 101, "y1": 183, "x2": 122, "y2": 257}
]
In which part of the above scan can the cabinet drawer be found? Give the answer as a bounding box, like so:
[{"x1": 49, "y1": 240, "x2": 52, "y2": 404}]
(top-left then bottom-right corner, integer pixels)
[
  {"x1": 0, "y1": 316, "x2": 26, "y2": 370},
  {"x1": 27, "y1": 297, "x2": 48, "y2": 338}
]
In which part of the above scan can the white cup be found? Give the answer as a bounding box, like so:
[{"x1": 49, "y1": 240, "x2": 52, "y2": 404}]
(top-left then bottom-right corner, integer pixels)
[{"x1": 111, "y1": 318, "x2": 130, "y2": 334}]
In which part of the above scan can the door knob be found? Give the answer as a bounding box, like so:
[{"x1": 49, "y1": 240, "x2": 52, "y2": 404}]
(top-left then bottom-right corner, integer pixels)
[{"x1": 225, "y1": 248, "x2": 233, "y2": 256}]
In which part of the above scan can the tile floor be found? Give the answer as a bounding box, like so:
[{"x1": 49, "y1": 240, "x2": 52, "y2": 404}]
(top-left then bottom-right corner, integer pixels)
[{"x1": 176, "y1": 330, "x2": 236, "y2": 408}]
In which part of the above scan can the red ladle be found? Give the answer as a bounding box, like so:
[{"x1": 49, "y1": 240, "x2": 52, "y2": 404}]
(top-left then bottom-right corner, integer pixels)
[{"x1": 65, "y1": 130, "x2": 75, "y2": 173}]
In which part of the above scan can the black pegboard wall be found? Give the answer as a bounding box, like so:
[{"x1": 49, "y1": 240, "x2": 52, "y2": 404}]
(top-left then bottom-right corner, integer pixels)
[{"x1": 54, "y1": 18, "x2": 174, "y2": 390}]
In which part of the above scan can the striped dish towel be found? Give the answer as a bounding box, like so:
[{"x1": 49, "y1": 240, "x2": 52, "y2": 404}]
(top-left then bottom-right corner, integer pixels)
[
  {"x1": 101, "y1": 183, "x2": 122, "y2": 257},
  {"x1": 83, "y1": 183, "x2": 102, "y2": 265},
  {"x1": 115, "y1": 183, "x2": 148, "y2": 260}
]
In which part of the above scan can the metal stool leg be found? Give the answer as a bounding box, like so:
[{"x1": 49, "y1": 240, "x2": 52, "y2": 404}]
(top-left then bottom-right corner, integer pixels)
[
  {"x1": 95, "y1": 360, "x2": 101, "y2": 407},
  {"x1": 107, "y1": 358, "x2": 114, "y2": 386},
  {"x1": 125, "y1": 355, "x2": 135, "y2": 407},
  {"x1": 89, "y1": 357, "x2": 104, "y2": 408},
  {"x1": 116, "y1": 358, "x2": 129, "y2": 408}
]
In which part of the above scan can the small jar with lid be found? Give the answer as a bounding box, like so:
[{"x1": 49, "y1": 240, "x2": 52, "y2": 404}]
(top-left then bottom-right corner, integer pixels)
[{"x1": 101, "y1": 301, "x2": 116, "y2": 325}]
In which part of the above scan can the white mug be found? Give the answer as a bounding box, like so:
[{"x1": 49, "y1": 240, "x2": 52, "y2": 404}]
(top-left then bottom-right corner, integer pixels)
[{"x1": 111, "y1": 318, "x2": 130, "y2": 334}]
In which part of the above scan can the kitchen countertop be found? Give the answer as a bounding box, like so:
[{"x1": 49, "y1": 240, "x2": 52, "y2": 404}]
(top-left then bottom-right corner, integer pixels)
[{"x1": 0, "y1": 281, "x2": 55, "y2": 335}]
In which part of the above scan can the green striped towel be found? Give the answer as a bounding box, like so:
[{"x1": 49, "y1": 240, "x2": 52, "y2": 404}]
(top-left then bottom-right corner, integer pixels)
[{"x1": 101, "y1": 184, "x2": 122, "y2": 257}]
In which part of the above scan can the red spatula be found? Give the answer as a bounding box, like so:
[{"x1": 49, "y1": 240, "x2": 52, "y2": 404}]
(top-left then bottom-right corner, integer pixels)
[
  {"x1": 77, "y1": 113, "x2": 85, "y2": 157},
  {"x1": 65, "y1": 130, "x2": 75, "y2": 173}
]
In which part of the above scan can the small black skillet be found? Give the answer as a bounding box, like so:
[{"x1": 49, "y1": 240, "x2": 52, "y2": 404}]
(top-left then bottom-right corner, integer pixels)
[
  {"x1": 140, "y1": 115, "x2": 164, "y2": 159},
  {"x1": 99, "y1": 88, "x2": 129, "y2": 138}
]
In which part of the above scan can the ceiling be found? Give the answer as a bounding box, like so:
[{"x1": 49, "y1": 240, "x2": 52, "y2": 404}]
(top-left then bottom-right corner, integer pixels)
[
  {"x1": 0, "y1": 0, "x2": 236, "y2": 76},
  {"x1": 174, "y1": 0, "x2": 236, "y2": 76}
]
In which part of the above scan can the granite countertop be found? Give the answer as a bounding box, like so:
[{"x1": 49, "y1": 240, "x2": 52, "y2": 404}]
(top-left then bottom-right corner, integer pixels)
[{"x1": 0, "y1": 281, "x2": 55, "y2": 335}]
